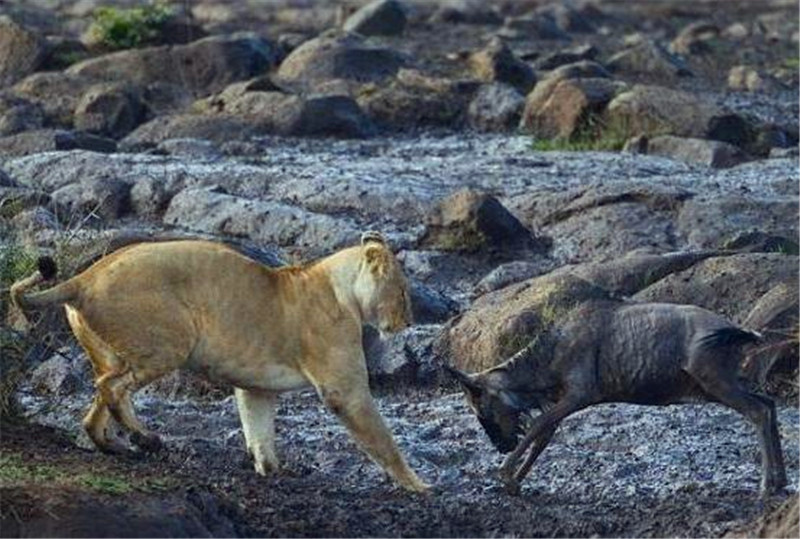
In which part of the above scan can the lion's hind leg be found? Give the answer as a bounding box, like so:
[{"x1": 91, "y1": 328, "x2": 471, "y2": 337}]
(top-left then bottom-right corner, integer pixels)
[
  {"x1": 65, "y1": 305, "x2": 163, "y2": 453},
  {"x1": 97, "y1": 369, "x2": 163, "y2": 453},
  {"x1": 66, "y1": 305, "x2": 125, "y2": 453},
  {"x1": 81, "y1": 394, "x2": 121, "y2": 452}
]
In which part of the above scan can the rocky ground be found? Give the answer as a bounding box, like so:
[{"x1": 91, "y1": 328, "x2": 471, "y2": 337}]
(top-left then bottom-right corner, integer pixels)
[{"x1": 1, "y1": 0, "x2": 798, "y2": 537}]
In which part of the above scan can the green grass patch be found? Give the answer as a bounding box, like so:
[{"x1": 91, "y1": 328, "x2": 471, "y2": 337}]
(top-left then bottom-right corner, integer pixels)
[
  {"x1": 0, "y1": 242, "x2": 37, "y2": 296},
  {"x1": 86, "y1": 2, "x2": 174, "y2": 50},
  {"x1": 0, "y1": 453, "x2": 175, "y2": 495},
  {"x1": 530, "y1": 114, "x2": 633, "y2": 153},
  {"x1": 783, "y1": 57, "x2": 800, "y2": 70}
]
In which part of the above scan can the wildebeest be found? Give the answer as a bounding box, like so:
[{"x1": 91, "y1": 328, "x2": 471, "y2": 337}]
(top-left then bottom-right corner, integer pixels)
[{"x1": 447, "y1": 299, "x2": 786, "y2": 496}]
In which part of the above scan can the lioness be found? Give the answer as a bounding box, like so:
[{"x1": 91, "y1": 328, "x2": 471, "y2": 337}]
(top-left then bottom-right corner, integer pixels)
[{"x1": 11, "y1": 233, "x2": 429, "y2": 492}]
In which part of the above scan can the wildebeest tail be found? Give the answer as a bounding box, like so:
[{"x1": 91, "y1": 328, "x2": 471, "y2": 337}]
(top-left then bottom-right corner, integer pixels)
[{"x1": 697, "y1": 326, "x2": 763, "y2": 350}]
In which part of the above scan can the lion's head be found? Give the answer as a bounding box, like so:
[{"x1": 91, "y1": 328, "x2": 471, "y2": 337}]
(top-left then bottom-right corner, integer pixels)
[{"x1": 354, "y1": 232, "x2": 412, "y2": 336}]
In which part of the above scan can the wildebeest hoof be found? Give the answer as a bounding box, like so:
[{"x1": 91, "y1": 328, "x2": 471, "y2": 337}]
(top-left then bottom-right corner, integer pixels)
[
  {"x1": 495, "y1": 467, "x2": 517, "y2": 492},
  {"x1": 502, "y1": 478, "x2": 521, "y2": 496},
  {"x1": 130, "y1": 432, "x2": 163, "y2": 454}
]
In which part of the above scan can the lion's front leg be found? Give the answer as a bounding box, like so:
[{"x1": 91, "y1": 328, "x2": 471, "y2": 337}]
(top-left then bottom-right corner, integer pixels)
[
  {"x1": 302, "y1": 348, "x2": 429, "y2": 493},
  {"x1": 234, "y1": 387, "x2": 279, "y2": 475}
]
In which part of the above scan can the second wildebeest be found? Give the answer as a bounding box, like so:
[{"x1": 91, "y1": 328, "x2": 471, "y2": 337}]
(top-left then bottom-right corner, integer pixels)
[{"x1": 447, "y1": 299, "x2": 786, "y2": 496}]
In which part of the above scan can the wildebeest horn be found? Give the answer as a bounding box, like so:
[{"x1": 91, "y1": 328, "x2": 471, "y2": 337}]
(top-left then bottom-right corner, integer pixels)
[{"x1": 444, "y1": 364, "x2": 479, "y2": 389}]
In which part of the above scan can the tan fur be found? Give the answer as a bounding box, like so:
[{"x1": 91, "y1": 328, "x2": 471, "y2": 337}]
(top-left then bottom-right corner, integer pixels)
[{"x1": 11, "y1": 236, "x2": 428, "y2": 492}]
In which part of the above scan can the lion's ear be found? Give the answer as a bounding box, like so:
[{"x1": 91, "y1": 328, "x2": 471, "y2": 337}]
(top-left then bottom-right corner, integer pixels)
[
  {"x1": 361, "y1": 231, "x2": 386, "y2": 246},
  {"x1": 364, "y1": 245, "x2": 387, "y2": 275}
]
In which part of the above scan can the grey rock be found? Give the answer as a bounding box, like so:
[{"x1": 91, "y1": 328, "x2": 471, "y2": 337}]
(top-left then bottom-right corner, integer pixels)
[
  {"x1": 0, "y1": 129, "x2": 116, "y2": 157},
  {"x1": 607, "y1": 40, "x2": 693, "y2": 79},
  {"x1": 723, "y1": 230, "x2": 799, "y2": 255},
  {"x1": 409, "y1": 281, "x2": 459, "y2": 324},
  {"x1": 677, "y1": 196, "x2": 799, "y2": 250},
  {"x1": 421, "y1": 188, "x2": 548, "y2": 256},
  {"x1": 156, "y1": 138, "x2": 223, "y2": 160},
  {"x1": 224, "y1": 91, "x2": 375, "y2": 138},
  {"x1": 468, "y1": 37, "x2": 537, "y2": 94},
  {"x1": 141, "y1": 82, "x2": 195, "y2": 116},
  {"x1": 74, "y1": 82, "x2": 145, "y2": 139},
  {"x1": 770, "y1": 146, "x2": 799, "y2": 159},
  {"x1": 520, "y1": 62, "x2": 613, "y2": 135},
  {"x1": 120, "y1": 114, "x2": 258, "y2": 151},
  {"x1": 521, "y1": 77, "x2": 626, "y2": 139},
  {"x1": 467, "y1": 83, "x2": 525, "y2": 132},
  {"x1": 535, "y1": 44, "x2": 598, "y2": 70},
  {"x1": 0, "y1": 187, "x2": 50, "y2": 226},
  {"x1": 646, "y1": 135, "x2": 747, "y2": 169},
  {"x1": 68, "y1": 33, "x2": 280, "y2": 97},
  {"x1": 11, "y1": 72, "x2": 95, "y2": 127},
  {"x1": 288, "y1": 95, "x2": 375, "y2": 138},
  {"x1": 0, "y1": 93, "x2": 44, "y2": 136},
  {"x1": 499, "y1": 14, "x2": 572, "y2": 41},
  {"x1": 30, "y1": 351, "x2": 90, "y2": 396},
  {"x1": 10, "y1": 206, "x2": 59, "y2": 234},
  {"x1": 535, "y1": 3, "x2": 596, "y2": 34},
  {"x1": 363, "y1": 324, "x2": 441, "y2": 384},
  {"x1": 343, "y1": 0, "x2": 407, "y2": 37},
  {"x1": 517, "y1": 184, "x2": 693, "y2": 263},
  {"x1": 0, "y1": 167, "x2": 14, "y2": 186},
  {"x1": 357, "y1": 74, "x2": 475, "y2": 130},
  {"x1": 429, "y1": 0, "x2": 502, "y2": 25},
  {"x1": 545, "y1": 60, "x2": 611, "y2": 82},
  {"x1": 634, "y1": 253, "x2": 798, "y2": 323},
  {"x1": 129, "y1": 176, "x2": 177, "y2": 218},
  {"x1": 40, "y1": 36, "x2": 90, "y2": 71},
  {"x1": 276, "y1": 32, "x2": 406, "y2": 92},
  {"x1": 51, "y1": 176, "x2": 131, "y2": 221},
  {"x1": 163, "y1": 186, "x2": 358, "y2": 254},
  {"x1": 476, "y1": 259, "x2": 556, "y2": 294},
  {"x1": 440, "y1": 273, "x2": 611, "y2": 372},
  {"x1": 3, "y1": 149, "x2": 273, "y2": 200},
  {"x1": 550, "y1": 249, "x2": 729, "y2": 297},
  {"x1": 0, "y1": 16, "x2": 46, "y2": 86},
  {"x1": 605, "y1": 85, "x2": 754, "y2": 147}
]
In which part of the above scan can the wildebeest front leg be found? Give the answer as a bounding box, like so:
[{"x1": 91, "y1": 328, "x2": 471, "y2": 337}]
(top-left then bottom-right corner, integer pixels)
[
  {"x1": 512, "y1": 425, "x2": 557, "y2": 482},
  {"x1": 499, "y1": 397, "x2": 589, "y2": 494}
]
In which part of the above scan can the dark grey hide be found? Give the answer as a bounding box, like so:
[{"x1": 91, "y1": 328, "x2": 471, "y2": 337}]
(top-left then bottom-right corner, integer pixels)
[{"x1": 449, "y1": 300, "x2": 786, "y2": 497}]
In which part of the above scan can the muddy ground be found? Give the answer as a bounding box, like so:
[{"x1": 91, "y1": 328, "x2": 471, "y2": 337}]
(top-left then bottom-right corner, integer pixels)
[{"x1": 3, "y1": 378, "x2": 797, "y2": 537}]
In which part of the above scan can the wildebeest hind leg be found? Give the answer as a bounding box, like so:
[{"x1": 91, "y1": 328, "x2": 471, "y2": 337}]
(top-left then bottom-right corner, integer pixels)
[
  {"x1": 753, "y1": 393, "x2": 787, "y2": 491},
  {"x1": 690, "y1": 369, "x2": 785, "y2": 495}
]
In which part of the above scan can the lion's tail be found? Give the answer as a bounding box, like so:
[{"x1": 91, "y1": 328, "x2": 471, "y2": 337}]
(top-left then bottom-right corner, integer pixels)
[{"x1": 10, "y1": 257, "x2": 78, "y2": 319}]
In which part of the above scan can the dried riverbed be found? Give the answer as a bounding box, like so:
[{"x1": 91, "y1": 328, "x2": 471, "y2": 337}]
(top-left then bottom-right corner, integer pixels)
[{"x1": 14, "y1": 377, "x2": 800, "y2": 537}]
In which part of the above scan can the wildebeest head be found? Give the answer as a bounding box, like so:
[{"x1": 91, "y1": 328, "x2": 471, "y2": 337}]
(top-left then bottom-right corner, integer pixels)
[{"x1": 446, "y1": 365, "x2": 528, "y2": 453}]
